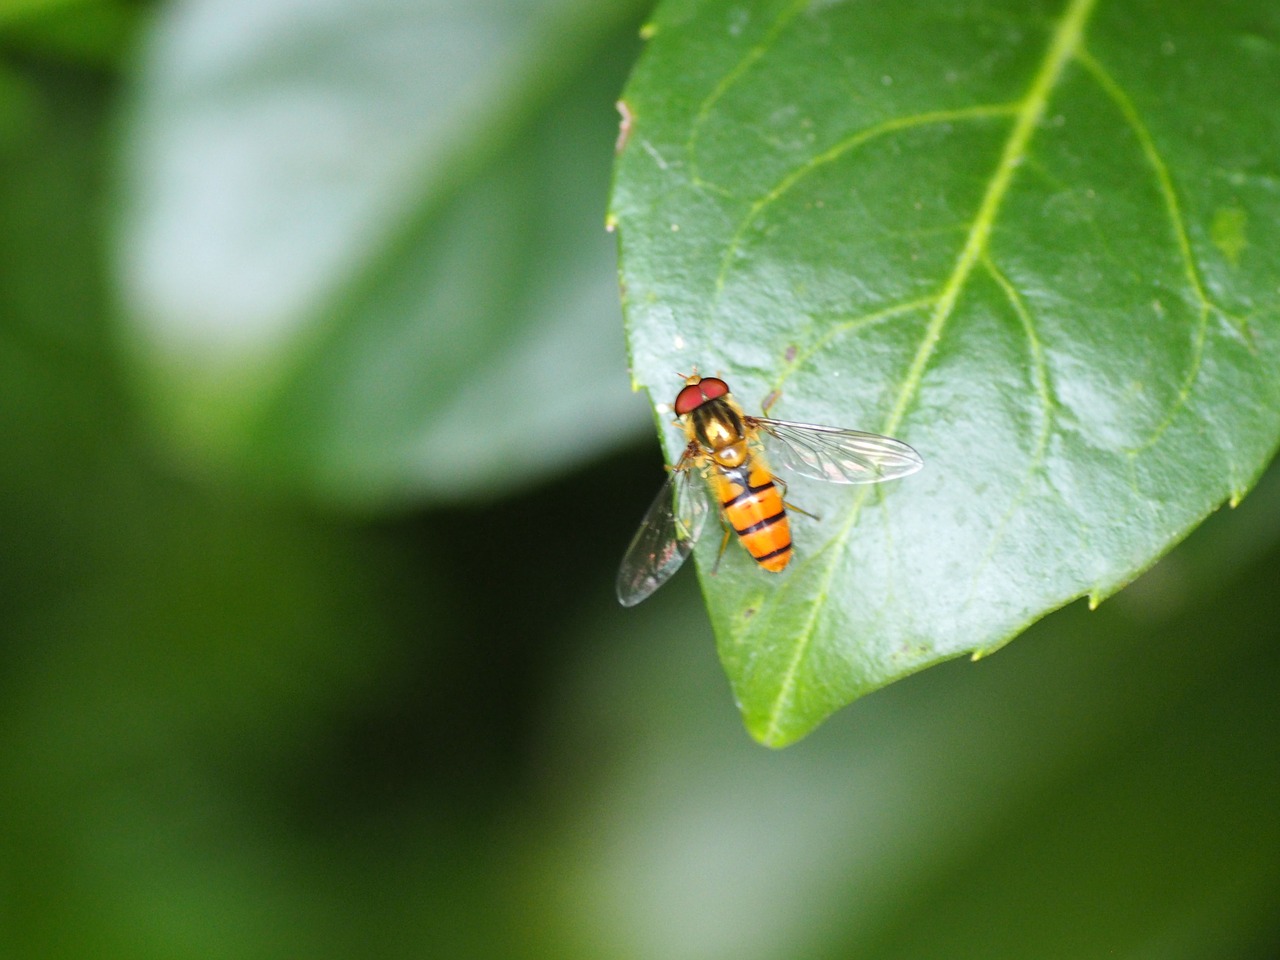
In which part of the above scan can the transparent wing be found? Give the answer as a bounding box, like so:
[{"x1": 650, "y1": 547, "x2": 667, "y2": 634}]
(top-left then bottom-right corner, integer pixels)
[
  {"x1": 750, "y1": 417, "x2": 924, "y2": 485},
  {"x1": 616, "y1": 453, "x2": 711, "y2": 607}
]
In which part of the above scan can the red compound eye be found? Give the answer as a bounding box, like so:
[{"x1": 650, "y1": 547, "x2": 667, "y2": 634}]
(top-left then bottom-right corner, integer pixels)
[
  {"x1": 673, "y1": 376, "x2": 731, "y2": 415},
  {"x1": 699, "y1": 377, "x2": 729, "y2": 401},
  {"x1": 673, "y1": 384, "x2": 706, "y2": 415}
]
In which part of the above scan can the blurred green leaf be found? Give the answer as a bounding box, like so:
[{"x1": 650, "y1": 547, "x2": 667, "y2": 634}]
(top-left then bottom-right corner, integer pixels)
[
  {"x1": 0, "y1": 0, "x2": 141, "y2": 66},
  {"x1": 0, "y1": 0, "x2": 96, "y2": 24},
  {"x1": 114, "y1": 0, "x2": 650, "y2": 507},
  {"x1": 611, "y1": 0, "x2": 1280, "y2": 744}
]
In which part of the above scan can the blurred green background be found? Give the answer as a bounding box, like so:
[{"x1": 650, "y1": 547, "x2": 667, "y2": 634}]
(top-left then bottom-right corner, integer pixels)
[{"x1": 1, "y1": 1, "x2": 1278, "y2": 958}]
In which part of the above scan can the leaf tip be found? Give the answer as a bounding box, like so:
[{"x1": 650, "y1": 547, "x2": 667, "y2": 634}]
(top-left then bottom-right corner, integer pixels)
[
  {"x1": 742, "y1": 701, "x2": 807, "y2": 749},
  {"x1": 748, "y1": 722, "x2": 800, "y2": 750}
]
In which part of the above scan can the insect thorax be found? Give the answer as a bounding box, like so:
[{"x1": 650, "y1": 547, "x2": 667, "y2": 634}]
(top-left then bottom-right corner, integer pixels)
[{"x1": 686, "y1": 398, "x2": 749, "y2": 469}]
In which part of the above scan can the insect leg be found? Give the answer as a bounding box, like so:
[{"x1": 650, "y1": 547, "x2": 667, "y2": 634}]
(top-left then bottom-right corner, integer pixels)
[
  {"x1": 665, "y1": 441, "x2": 700, "y2": 472},
  {"x1": 775, "y1": 477, "x2": 821, "y2": 521},
  {"x1": 785, "y1": 501, "x2": 820, "y2": 521},
  {"x1": 711, "y1": 525, "x2": 733, "y2": 575}
]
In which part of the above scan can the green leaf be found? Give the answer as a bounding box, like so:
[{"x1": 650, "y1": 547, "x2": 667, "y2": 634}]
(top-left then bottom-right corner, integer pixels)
[
  {"x1": 114, "y1": 0, "x2": 649, "y2": 507},
  {"x1": 612, "y1": 0, "x2": 1280, "y2": 744}
]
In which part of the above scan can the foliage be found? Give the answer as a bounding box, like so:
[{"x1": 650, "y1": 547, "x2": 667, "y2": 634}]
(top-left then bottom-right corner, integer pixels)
[
  {"x1": 612, "y1": 0, "x2": 1280, "y2": 743},
  {"x1": 0, "y1": 0, "x2": 1276, "y2": 957},
  {"x1": 114, "y1": 0, "x2": 651, "y2": 504}
]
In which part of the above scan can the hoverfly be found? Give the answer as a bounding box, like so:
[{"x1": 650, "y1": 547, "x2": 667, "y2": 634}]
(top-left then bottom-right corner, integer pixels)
[{"x1": 616, "y1": 373, "x2": 923, "y2": 607}]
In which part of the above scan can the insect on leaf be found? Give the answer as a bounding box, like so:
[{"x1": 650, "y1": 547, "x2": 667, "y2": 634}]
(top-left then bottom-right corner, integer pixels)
[{"x1": 612, "y1": 0, "x2": 1280, "y2": 745}]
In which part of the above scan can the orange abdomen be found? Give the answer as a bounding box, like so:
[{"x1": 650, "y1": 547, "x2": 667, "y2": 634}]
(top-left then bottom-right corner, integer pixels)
[{"x1": 710, "y1": 459, "x2": 792, "y2": 571}]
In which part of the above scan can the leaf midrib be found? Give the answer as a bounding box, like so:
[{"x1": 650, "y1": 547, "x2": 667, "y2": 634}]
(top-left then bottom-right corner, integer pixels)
[{"x1": 756, "y1": 0, "x2": 1101, "y2": 746}]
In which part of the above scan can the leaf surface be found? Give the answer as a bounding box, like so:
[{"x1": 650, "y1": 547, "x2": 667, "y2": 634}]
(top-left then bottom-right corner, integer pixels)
[{"x1": 612, "y1": 0, "x2": 1280, "y2": 744}]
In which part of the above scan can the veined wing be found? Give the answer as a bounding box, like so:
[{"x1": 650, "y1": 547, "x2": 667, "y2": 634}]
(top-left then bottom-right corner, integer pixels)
[
  {"x1": 615, "y1": 451, "x2": 711, "y2": 607},
  {"x1": 750, "y1": 417, "x2": 923, "y2": 485}
]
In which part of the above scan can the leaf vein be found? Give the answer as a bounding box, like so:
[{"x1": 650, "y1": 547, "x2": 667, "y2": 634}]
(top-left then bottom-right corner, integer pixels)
[
  {"x1": 1075, "y1": 47, "x2": 1237, "y2": 455},
  {"x1": 756, "y1": 0, "x2": 1100, "y2": 744},
  {"x1": 714, "y1": 104, "x2": 1020, "y2": 294},
  {"x1": 963, "y1": 254, "x2": 1058, "y2": 600},
  {"x1": 688, "y1": 0, "x2": 812, "y2": 191},
  {"x1": 769, "y1": 296, "x2": 937, "y2": 398}
]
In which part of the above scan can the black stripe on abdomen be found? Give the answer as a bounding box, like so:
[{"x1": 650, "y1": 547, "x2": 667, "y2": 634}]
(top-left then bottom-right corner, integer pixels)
[
  {"x1": 734, "y1": 510, "x2": 787, "y2": 536},
  {"x1": 755, "y1": 543, "x2": 792, "y2": 563},
  {"x1": 722, "y1": 480, "x2": 775, "y2": 509}
]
